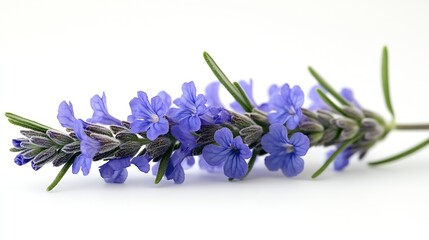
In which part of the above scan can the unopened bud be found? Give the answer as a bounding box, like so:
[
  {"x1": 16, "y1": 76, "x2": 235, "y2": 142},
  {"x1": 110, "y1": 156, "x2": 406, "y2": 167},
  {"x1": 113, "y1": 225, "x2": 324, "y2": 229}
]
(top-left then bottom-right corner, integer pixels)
[{"x1": 239, "y1": 125, "x2": 263, "y2": 145}]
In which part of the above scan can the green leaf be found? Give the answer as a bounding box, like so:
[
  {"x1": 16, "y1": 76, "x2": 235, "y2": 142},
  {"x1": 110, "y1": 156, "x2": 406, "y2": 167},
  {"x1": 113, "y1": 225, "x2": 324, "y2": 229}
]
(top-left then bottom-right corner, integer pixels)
[
  {"x1": 5, "y1": 112, "x2": 53, "y2": 132},
  {"x1": 308, "y1": 67, "x2": 350, "y2": 106},
  {"x1": 312, "y1": 134, "x2": 361, "y2": 178},
  {"x1": 368, "y1": 137, "x2": 429, "y2": 166},
  {"x1": 233, "y1": 81, "x2": 254, "y2": 112},
  {"x1": 316, "y1": 89, "x2": 347, "y2": 116},
  {"x1": 46, "y1": 156, "x2": 75, "y2": 192},
  {"x1": 203, "y1": 52, "x2": 252, "y2": 112},
  {"x1": 154, "y1": 142, "x2": 176, "y2": 184},
  {"x1": 381, "y1": 46, "x2": 395, "y2": 117}
]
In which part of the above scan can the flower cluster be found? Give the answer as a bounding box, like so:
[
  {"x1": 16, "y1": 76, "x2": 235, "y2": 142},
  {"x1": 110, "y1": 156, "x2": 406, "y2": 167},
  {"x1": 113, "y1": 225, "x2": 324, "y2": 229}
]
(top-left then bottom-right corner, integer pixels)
[{"x1": 8, "y1": 48, "x2": 415, "y2": 191}]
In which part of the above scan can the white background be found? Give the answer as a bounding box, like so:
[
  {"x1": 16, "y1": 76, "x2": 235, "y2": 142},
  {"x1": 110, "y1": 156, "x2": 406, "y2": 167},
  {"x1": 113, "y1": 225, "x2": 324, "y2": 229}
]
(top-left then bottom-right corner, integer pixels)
[{"x1": 1, "y1": 0, "x2": 429, "y2": 239}]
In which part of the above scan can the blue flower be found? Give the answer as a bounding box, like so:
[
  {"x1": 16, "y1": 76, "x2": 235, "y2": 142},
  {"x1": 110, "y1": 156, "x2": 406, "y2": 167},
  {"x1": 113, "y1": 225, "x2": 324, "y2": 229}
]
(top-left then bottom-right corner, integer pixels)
[
  {"x1": 261, "y1": 124, "x2": 309, "y2": 177},
  {"x1": 259, "y1": 84, "x2": 280, "y2": 112},
  {"x1": 56, "y1": 100, "x2": 100, "y2": 175},
  {"x1": 182, "y1": 156, "x2": 195, "y2": 170},
  {"x1": 200, "y1": 106, "x2": 231, "y2": 125},
  {"x1": 202, "y1": 128, "x2": 251, "y2": 179},
  {"x1": 198, "y1": 156, "x2": 224, "y2": 173},
  {"x1": 151, "y1": 156, "x2": 195, "y2": 178},
  {"x1": 99, "y1": 158, "x2": 131, "y2": 183},
  {"x1": 87, "y1": 92, "x2": 122, "y2": 126},
  {"x1": 340, "y1": 88, "x2": 362, "y2": 109},
  {"x1": 128, "y1": 91, "x2": 169, "y2": 140},
  {"x1": 158, "y1": 91, "x2": 172, "y2": 108},
  {"x1": 167, "y1": 81, "x2": 207, "y2": 132},
  {"x1": 165, "y1": 126, "x2": 197, "y2": 184},
  {"x1": 131, "y1": 155, "x2": 150, "y2": 173},
  {"x1": 71, "y1": 120, "x2": 101, "y2": 176},
  {"x1": 268, "y1": 83, "x2": 304, "y2": 130},
  {"x1": 205, "y1": 82, "x2": 223, "y2": 107},
  {"x1": 57, "y1": 101, "x2": 78, "y2": 128},
  {"x1": 327, "y1": 147, "x2": 355, "y2": 171}
]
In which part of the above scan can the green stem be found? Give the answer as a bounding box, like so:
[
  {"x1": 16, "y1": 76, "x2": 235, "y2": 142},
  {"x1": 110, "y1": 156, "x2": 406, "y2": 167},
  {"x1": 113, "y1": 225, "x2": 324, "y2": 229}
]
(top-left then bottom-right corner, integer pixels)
[
  {"x1": 368, "y1": 137, "x2": 429, "y2": 166},
  {"x1": 243, "y1": 148, "x2": 260, "y2": 179},
  {"x1": 312, "y1": 134, "x2": 361, "y2": 178},
  {"x1": 395, "y1": 124, "x2": 429, "y2": 130},
  {"x1": 46, "y1": 159, "x2": 74, "y2": 192},
  {"x1": 5, "y1": 112, "x2": 54, "y2": 133}
]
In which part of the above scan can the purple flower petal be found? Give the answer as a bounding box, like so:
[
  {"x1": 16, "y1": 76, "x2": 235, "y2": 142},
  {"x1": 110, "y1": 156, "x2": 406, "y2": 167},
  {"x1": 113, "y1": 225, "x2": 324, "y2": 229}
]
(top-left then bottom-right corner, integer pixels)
[
  {"x1": 87, "y1": 92, "x2": 122, "y2": 126},
  {"x1": 131, "y1": 155, "x2": 150, "y2": 173},
  {"x1": 224, "y1": 155, "x2": 248, "y2": 179},
  {"x1": 57, "y1": 101, "x2": 77, "y2": 129},
  {"x1": 281, "y1": 154, "x2": 304, "y2": 177}
]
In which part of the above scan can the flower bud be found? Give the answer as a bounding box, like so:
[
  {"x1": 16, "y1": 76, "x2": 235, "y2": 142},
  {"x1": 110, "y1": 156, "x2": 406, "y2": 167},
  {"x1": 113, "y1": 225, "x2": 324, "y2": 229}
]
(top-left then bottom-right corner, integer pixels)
[
  {"x1": 299, "y1": 121, "x2": 324, "y2": 132},
  {"x1": 339, "y1": 126, "x2": 359, "y2": 141},
  {"x1": 320, "y1": 127, "x2": 338, "y2": 145},
  {"x1": 308, "y1": 132, "x2": 324, "y2": 145},
  {"x1": 239, "y1": 125, "x2": 263, "y2": 145},
  {"x1": 46, "y1": 130, "x2": 74, "y2": 145},
  {"x1": 52, "y1": 152, "x2": 74, "y2": 167},
  {"x1": 146, "y1": 137, "x2": 172, "y2": 159},
  {"x1": 342, "y1": 106, "x2": 364, "y2": 120},
  {"x1": 30, "y1": 136, "x2": 55, "y2": 148},
  {"x1": 302, "y1": 108, "x2": 318, "y2": 119},
  {"x1": 32, "y1": 146, "x2": 57, "y2": 167},
  {"x1": 86, "y1": 124, "x2": 113, "y2": 137},
  {"x1": 228, "y1": 111, "x2": 255, "y2": 129},
  {"x1": 62, "y1": 141, "x2": 81, "y2": 153},
  {"x1": 316, "y1": 110, "x2": 334, "y2": 127},
  {"x1": 115, "y1": 141, "x2": 142, "y2": 158}
]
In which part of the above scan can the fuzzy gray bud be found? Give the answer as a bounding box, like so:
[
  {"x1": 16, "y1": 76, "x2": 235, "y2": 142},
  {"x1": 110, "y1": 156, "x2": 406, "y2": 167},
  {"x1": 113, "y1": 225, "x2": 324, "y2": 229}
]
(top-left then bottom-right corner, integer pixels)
[
  {"x1": 32, "y1": 146, "x2": 57, "y2": 166},
  {"x1": 302, "y1": 108, "x2": 318, "y2": 119},
  {"x1": 110, "y1": 125, "x2": 129, "y2": 134},
  {"x1": 246, "y1": 112, "x2": 269, "y2": 126},
  {"x1": 20, "y1": 130, "x2": 47, "y2": 138},
  {"x1": 331, "y1": 118, "x2": 357, "y2": 129},
  {"x1": 299, "y1": 121, "x2": 324, "y2": 132},
  {"x1": 21, "y1": 148, "x2": 42, "y2": 159},
  {"x1": 228, "y1": 111, "x2": 255, "y2": 128},
  {"x1": 52, "y1": 152, "x2": 74, "y2": 167},
  {"x1": 115, "y1": 132, "x2": 139, "y2": 142},
  {"x1": 307, "y1": 132, "x2": 324, "y2": 145},
  {"x1": 86, "y1": 125, "x2": 113, "y2": 137},
  {"x1": 339, "y1": 126, "x2": 359, "y2": 141},
  {"x1": 115, "y1": 141, "x2": 142, "y2": 158},
  {"x1": 239, "y1": 125, "x2": 263, "y2": 145},
  {"x1": 30, "y1": 136, "x2": 55, "y2": 148},
  {"x1": 197, "y1": 125, "x2": 221, "y2": 145},
  {"x1": 62, "y1": 141, "x2": 81, "y2": 154},
  {"x1": 320, "y1": 127, "x2": 338, "y2": 145},
  {"x1": 316, "y1": 110, "x2": 334, "y2": 127},
  {"x1": 46, "y1": 130, "x2": 74, "y2": 145},
  {"x1": 146, "y1": 137, "x2": 171, "y2": 159},
  {"x1": 342, "y1": 106, "x2": 364, "y2": 120},
  {"x1": 361, "y1": 118, "x2": 379, "y2": 129}
]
